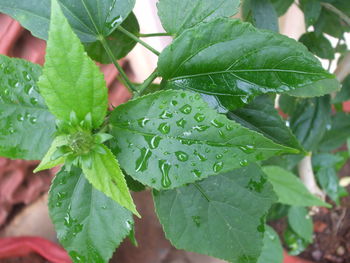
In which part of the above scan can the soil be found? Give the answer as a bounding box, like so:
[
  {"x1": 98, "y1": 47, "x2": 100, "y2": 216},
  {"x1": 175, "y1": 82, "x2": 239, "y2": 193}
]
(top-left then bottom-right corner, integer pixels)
[{"x1": 0, "y1": 254, "x2": 47, "y2": 263}]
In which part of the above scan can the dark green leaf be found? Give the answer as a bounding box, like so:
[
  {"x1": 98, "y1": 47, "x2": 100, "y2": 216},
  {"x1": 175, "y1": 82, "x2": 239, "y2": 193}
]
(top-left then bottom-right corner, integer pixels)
[
  {"x1": 84, "y1": 13, "x2": 139, "y2": 63},
  {"x1": 228, "y1": 95, "x2": 304, "y2": 151},
  {"x1": 38, "y1": 0, "x2": 108, "y2": 128},
  {"x1": 287, "y1": 207, "x2": 313, "y2": 243},
  {"x1": 109, "y1": 90, "x2": 296, "y2": 190},
  {"x1": 49, "y1": 167, "x2": 133, "y2": 263},
  {"x1": 0, "y1": 0, "x2": 135, "y2": 42},
  {"x1": 158, "y1": 18, "x2": 338, "y2": 111},
  {"x1": 314, "y1": 8, "x2": 350, "y2": 38},
  {"x1": 246, "y1": 0, "x2": 279, "y2": 32},
  {"x1": 267, "y1": 203, "x2": 290, "y2": 221},
  {"x1": 299, "y1": 32, "x2": 335, "y2": 60},
  {"x1": 257, "y1": 226, "x2": 283, "y2": 263},
  {"x1": 288, "y1": 96, "x2": 331, "y2": 151},
  {"x1": 270, "y1": 0, "x2": 294, "y2": 16},
  {"x1": 300, "y1": 0, "x2": 322, "y2": 27},
  {"x1": 284, "y1": 227, "x2": 310, "y2": 256},
  {"x1": 153, "y1": 164, "x2": 277, "y2": 263},
  {"x1": 157, "y1": 0, "x2": 240, "y2": 35},
  {"x1": 333, "y1": 75, "x2": 350, "y2": 103},
  {"x1": 263, "y1": 166, "x2": 331, "y2": 207},
  {"x1": 0, "y1": 55, "x2": 55, "y2": 160}
]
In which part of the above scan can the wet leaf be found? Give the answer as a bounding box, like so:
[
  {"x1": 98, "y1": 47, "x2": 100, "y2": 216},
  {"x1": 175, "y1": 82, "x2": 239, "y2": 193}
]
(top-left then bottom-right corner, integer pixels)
[
  {"x1": 257, "y1": 226, "x2": 283, "y2": 263},
  {"x1": 288, "y1": 206, "x2": 313, "y2": 243}
]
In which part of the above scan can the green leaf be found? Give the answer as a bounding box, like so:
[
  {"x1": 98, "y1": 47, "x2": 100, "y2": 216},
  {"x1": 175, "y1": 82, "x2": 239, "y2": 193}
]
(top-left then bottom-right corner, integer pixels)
[
  {"x1": 299, "y1": 32, "x2": 335, "y2": 60},
  {"x1": 38, "y1": 0, "x2": 108, "y2": 129},
  {"x1": 109, "y1": 90, "x2": 296, "y2": 190},
  {"x1": 270, "y1": 0, "x2": 294, "y2": 16},
  {"x1": 34, "y1": 135, "x2": 68, "y2": 172},
  {"x1": 153, "y1": 164, "x2": 277, "y2": 263},
  {"x1": 84, "y1": 13, "x2": 139, "y2": 63},
  {"x1": 157, "y1": 0, "x2": 240, "y2": 36},
  {"x1": 314, "y1": 8, "x2": 350, "y2": 38},
  {"x1": 288, "y1": 207, "x2": 313, "y2": 243},
  {"x1": 49, "y1": 167, "x2": 133, "y2": 263},
  {"x1": 284, "y1": 227, "x2": 310, "y2": 256},
  {"x1": 0, "y1": 0, "x2": 135, "y2": 42},
  {"x1": 288, "y1": 96, "x2": 331, "y2": 151},
  {"x1": 300, "y1": 0, "x2": 322, "y2": 27},
  {"x1": 82, "y1": 145, "x2": 139, "y2": 217},
  {"x1": 333, "y1": 75, "x2": 350, "y2": 103},
  {"x1": 262, "y1": 166, "x2": 331, "y2": 207},
  {"x1": 158, "y1": 18, "x2": 338, "y2": 111},
  {"x1": 257, "y1": 226, "x2": 283, "y2": 263},
  {"x1": 0, "y1": 55, "x2": 56, "y2": 160},
  {"x1": 228, "y1": 95, "x2": 304, "y2": 151},
  {"x1": 247, "y1": 0, "x2": 279, "y2": 32},
  {"x1": 286, "y1": 79, "x2": 340, "y2": 98}
]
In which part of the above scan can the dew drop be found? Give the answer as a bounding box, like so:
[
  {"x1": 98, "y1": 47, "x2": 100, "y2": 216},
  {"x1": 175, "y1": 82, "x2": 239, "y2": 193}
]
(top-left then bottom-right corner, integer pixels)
[
  {"x1": 3, "y1": 89, "x2": 9, "y2": 96},
  {"x1": 194, "y1": 93, "x2": 201, "y2": 100},
  {"x1": 24, "y1": 84, "x2": 34, "y2": 95},
  {"x1": 23, "y1": 71, "x2": 32, "y2": 81},
  {"x1": 159, "y1": 160, "x2": 172, "y2": 188},
  {"x1": 69, "y1": 251, "x2": 85, "y2": 263},
  {"x1": 194, "y1": 150, "x2": 207, "y2": 161},
  {"x1": 216, "y1": 154, "x2": 223, "y2": 159},
  {"x1": 176, "y1": 118, "x2": 186, "y2": 128},
  {"x1": 108, "y1": 15, "x2": 123, "y2": 29},
  {"x1": 211, "y1": 119, "x2": 224, "y2": 128},
  {"x1": 135, "y1": 148, "x2": 152, "y2": 172},
  {"x1": 194, "y1": 113, "x2": 205, "y2": 122},
  {"x1": 9, "y1": 127, "x2": 15, "y2": 134},
  {"x1": 145, "y1": 135, "x2": 161, "y2": 149},
  {"x1": 158, "y1": 123, "x2": 170, "y2": 134},
  {"x1": 226, "y1": 124, "x2": 233, "y2": 131},
  {"x1": 160, "y1": 110, "x2": 173, "y2": 119},
  {"x1": 175, "y1": 151, "x2": 189, "y2": 162},
  {"x1": 239, "y1": 145, "x2": 255, "y2": 154},
  {"x1": 192, "y1": 216, "x2": 201, "y2": 227},
  {"x1": 180, "y1": 104, "x2": 192, "y2": 114},
  {"x1": 193, "y1": 125, "x2": 210, "y2": 132},
  {"x1": 137, "y1": 117, "x2": 150, "y2": 127},
  {"x1": 30, "y1": 97, "x2": 38, "y2": 105},
  {"x1": 240, "y1": 160, "x2": 249, "y2": 167},
  {"x1": 17, "y1": 114, "x2": 24, "y2": 122},
  {"x1": 171, "y1": 100, "x2": 178, "y2": 106},
  {"x1": 213, "y1": 161, "x2": 224, "y2": 172},
  {"x1": 218, "y1": 130, "x2": 225, "y2": 138},
  {"x1": 192, "y1": 169, "x2": 202, "y2": 178}
]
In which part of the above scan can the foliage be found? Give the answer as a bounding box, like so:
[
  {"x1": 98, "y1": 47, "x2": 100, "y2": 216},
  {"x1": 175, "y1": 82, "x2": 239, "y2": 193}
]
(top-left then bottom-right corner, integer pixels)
[{"x1": 0, "y1": 0, "x2": 349, "y2": 262}]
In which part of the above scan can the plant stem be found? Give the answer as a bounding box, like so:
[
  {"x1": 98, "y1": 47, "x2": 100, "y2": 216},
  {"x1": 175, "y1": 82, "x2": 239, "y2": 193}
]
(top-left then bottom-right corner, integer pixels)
[
  {"x1": 135, "y1": 70, "x2": 159, "y2": 97},
  {"x1": 194, "y1": 183, "x2": 210, "y2": 202},
  {"x1": 321, "y1": 3, "x2": 350, "y2": 27},
  {"x1": 117, "y1": 26, "x2": 161, "y2": 56},
  {"x1": 99, "y1": 37, "x2": 137, "y2": 94},
  {"x1": 137, "y1": 32, "x2": 172, "y2": 38}
]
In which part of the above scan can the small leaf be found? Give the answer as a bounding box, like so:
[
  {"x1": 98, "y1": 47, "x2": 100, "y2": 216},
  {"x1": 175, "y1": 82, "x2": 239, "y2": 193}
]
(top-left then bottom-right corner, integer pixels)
[
  {"x1": 299, "y1": 32, "x2": 335, "y2": 60},
  {"x1": 38, "y1": 0, "x2": 108, "y2": 128},
  {"x1": 262, "y1": 166, "x2": 331, "y2": 208},
  {"x1": 34, "y1": 135, "x2": 68, "y2": 173},
  {"x1": 257, "y1": 226, "x2": 283, "y2": 263},
  {"x1": 244, "y1": 0, "x2": 279, "y2": 32},
  {"x1": 300, "y1": 0, "x2": 322, "y2": 27},
  {"x1": 284, "y1": 227, "x2": 310, "y2": 256},
  {"x1": 82, "y1": 145, "x2": 139, "y2": 217},
  {"x1": 49, "y1": 167, "x2": 133, "y2": 263},
  {"x1": 158, "y1": 18, "x2": 339, "y2": 110},
  {"x1": 287, "y1": 207, "x2": 313, "y2": 243},
  {"x1": 0, "y1": 55, "x2": 56, "y2": 160},
  {"x1": 333, "y1": 75, "x2": 350, "y2": 103},
  {"x1": 109, "y1": 90, "x2": 296, "y2": 190},
  {"x1": 157, "y1": 0, "x2": 240, "y2": 35},
  {"x1": 153, "y1": 164, "x2": 277, "y2": 263}
]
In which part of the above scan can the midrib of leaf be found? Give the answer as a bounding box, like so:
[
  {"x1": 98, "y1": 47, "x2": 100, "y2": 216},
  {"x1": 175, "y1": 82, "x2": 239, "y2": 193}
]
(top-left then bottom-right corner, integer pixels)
[{"x1": 80, "y1": 0, "x2": 101, "y2": 35}]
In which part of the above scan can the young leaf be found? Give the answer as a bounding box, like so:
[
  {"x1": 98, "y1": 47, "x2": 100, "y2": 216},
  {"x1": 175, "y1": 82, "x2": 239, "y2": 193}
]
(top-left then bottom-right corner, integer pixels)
[
  {"x1": 34, "y1": 135, "x2": 68, "y2": 173},
  {"x1": 109, "y1": 90, "x2": 296, "y2": 190},
  {"x1": 49, "y1": 167, "x2": 134, "y2": 263},
  {"x1": 0, "y1": 0, "x2": 135, "y2": 42},
  {"x1": 153, "y1": 164, "x2": 277, "y2": 263},
  {"x1": 157, "y1": 0, "x2": 240, "y2": 36},
  {"x1": 257, "y1": 226, "x2": 283, "y2": 263},
  {"x1": 262, "y1": 166, "x2": 331, "y2": 208},
  {"x1": 38, "y1": 0, "x2": 108, "y2": 129},
  {"x1": 287, "y1": 207, "x2": 313, "y2": 243},
  {"x1": 0, "y1": 55, "x2": 56, "y2": 160},
  {"x1": 158, "y1": 18, "x2": 339, "y2": 110},
  {"x1": 299, "y1": 32, "x2": 335, "y2": 60},
  {"x1": 82, "y1": 145, "x2": 139, "y2": 217},
  {"x1": 228, "y1": 95, "x2": 304, "y2": 151}
]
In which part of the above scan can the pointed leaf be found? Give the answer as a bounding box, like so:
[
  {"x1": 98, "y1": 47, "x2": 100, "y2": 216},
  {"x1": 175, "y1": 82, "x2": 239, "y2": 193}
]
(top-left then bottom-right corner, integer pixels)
[
  {"x1": 157, "y1": 0, "x2": 240, "y2": 35},
  {"x1": 158, "y1": 18, "x2": 339, "y2": 110},
  {"x1": 257, "y1": 226, "x2": 283, "y2": 263},
  {"x1": 38, "y1": 0, "x2": 108, "y2": 128},
  {"x1": 153, "y1": 164, "x2": 277, "y2": 263},
  {"x1": 270, "y1": 0, "x2": 294, "y2": 16},
  {"x1": 109, "y1": 90, "x2": 296, "y2": 190},
  {"x1": 263, "y1": 166, "x2": 331, "y2": 207},
  {"x1": 0, "y1": 55, "x2": 55, "y2": 160},
  {"x1": 82, "y1": 145, "x2": 139, "y2": 217},
  {"x1": 288, "y1": 207, "x2": 313, "y2": 243},
  {"x1": 49, "y1": 167, "x2": 133, "y2": 263},
  {"x1": 299, "y1": 32, "x2": 335, "y2": 60}
]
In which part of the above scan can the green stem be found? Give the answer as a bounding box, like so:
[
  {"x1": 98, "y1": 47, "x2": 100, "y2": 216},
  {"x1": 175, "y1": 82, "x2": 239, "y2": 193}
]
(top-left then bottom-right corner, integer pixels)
[
  {"x1": 117, "y1": 26, "x2": 161, "y2": 56},
  {"x1": 137, "y1": 32, "x2": 172, "y2": 38},
  {"x1": 99, "y1": 37, "x2": 137, "y2": 94},
  {"x1": 194, "y1": 183, "x2": 210, "y2": 202},
  {"x1": 321, "y1": 3, "x2": 350, "y2": 27},
  {"x1": 135, "y1": 70, "x2": 159, "y2": 97}
]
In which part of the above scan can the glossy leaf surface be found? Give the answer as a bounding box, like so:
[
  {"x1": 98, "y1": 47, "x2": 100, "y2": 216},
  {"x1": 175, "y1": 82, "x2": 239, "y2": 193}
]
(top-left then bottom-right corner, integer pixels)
[
  {"x1": 0, "y1": 55, "x2": 55, "y2": 160},
  {"x1": 38, "y1": 0, "x2": 108, "y2": 128},
  {"x1": 153, "y1": 164, "x2": 277, "y2": 263},
  {"x1": 158, "y1": 18, "x2": 338, "y2": 110},
  {"x1": 157, "y1": 0, "x2": 240, "y2": 35},
  {"x1": 49, "y1": 167, "x2": 133, "y2": 263},
  {"x1": 262, "y1": 166, "x2": 330, "y2": 207},
  {"x1": 110, "y1": 90, "x2": 295, "y2": 190}
]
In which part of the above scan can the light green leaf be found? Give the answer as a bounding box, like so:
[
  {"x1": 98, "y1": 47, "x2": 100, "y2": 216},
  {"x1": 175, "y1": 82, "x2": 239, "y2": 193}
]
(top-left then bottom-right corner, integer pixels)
[
  {"x1": 0, "y1": 55, "x2": 56, "y2": 160},
  {"x1": 82, "y1": 145, "x2": 139, "y2": 217},
  {"x1": 38, "y1": 0, "x2": 108, "y2": 128},
  {"x1": 34, "y1": 135, "x2": 68, "y2": 173},
  {"x1": 158, "y1": 18, "x2": 339, "y2": 110},
  {"x1": 288, "y1": 206, "x2": 313, "y2": 243},
  {"x1": 257, "y1": 226, "x2": 283, "y2": 263},
  {"x1": 49, "y1": 167, "x2": 133, "y2": 263},
  {"x1": 157, "y1": 0, "x2": 240, "y2": 35},
  {"x1": 0, "y1": 0, "x2": 135, "y2": 42},
  {"x1": 109, "y1": 90, "x2": 296, "y2": 190},
  {"x1": 262, "y1": 166, "x2": 331, "y2": 207},
  {"x1": 153, "y1": 164, "x2": 277, "y2": 263}
]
